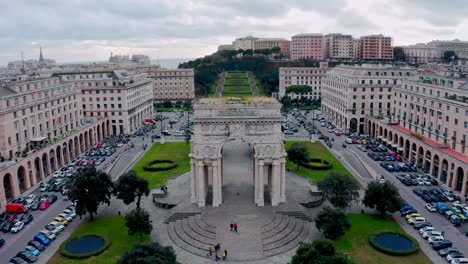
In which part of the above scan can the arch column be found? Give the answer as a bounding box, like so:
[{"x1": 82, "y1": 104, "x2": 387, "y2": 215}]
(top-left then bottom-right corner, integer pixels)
[
  {"x1": 190, "y1": 160, "x2": 197, "y2": 203},
  {"x1": 197, "y1": 160, "x2": 206, "y2": 207},
  {"x1": 0, "y1": 181, "x2": 6, "y2": 208},
  {"x1": 29, "y1": 170, "x2": 37, "y2": 186},
  {"x1": 23, "y1": 169, "x2": 31, "y2": 189},
  {"x1": 256, "y1": 160, "x2": 264, "y2": 206},
  {"x1": 462, "y1": 171, "x2": 467, "y2": 197},
  {"x1": 37, "y1": 159, "x2": 44, "y2": 180},
  {"x1": 271, "y1": 159, "x2": 280, "y2": 206},
  {"x1": 212, "y1": 158, "x2": 222, "y2": 207},
  {"x1": 10, "y1": 174, "x2": 21, "y2": 198},
  {"x1": 280, "y1": 158, "x2": 286, "y2": 203}
]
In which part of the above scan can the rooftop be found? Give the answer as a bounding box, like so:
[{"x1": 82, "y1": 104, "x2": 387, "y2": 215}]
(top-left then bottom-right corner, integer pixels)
[
  {"x1": 255, "y1": 38, "x2": 290, "y2": 42},
  {"x1": 197, "y1": 96, "x2": 278, "y2": 104}
]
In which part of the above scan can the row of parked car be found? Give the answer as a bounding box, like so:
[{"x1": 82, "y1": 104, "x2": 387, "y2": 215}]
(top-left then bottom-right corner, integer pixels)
[
  {"x1": 8, "y1": 202, "x2": 77, "y2": 264},
  {"x1": 396, "y1": 174, "x2": 439, "y2": 186},
  {"x1": 400, "y1": 205, "x2": 467, "y2": 264}
]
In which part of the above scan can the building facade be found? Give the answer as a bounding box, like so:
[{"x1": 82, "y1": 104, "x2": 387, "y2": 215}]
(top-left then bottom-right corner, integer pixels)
[
  {"x1": 358, "y1": 35, "x2": 393, "y2": 60},
  {"x1": 428, "y1": 40, "x2": 468, "y2": 59},
  {"x1": 138, "y1": 67, "x2": 195, "y2": 101},
  {"x1": 326, "y1": 33, "x2": 358, "y2": 60},
  {"x1": 233, "y1": 36, "x2": 258, "y2": 51},
  {"x1": 278, "y1": 62, "x2": 329, "y2": 99},
  {"x1": 254, "y1": 38, "x2": 291, "y2": 57},
  {"x1": 291, "y1": 34, "x2": 327, "y2": 60},
  {"x1": 53, "y1": 70, "x2": 153, "y2": 135},
  {"x1": 0, "y1": 75, "x2": 110, "y2": 207},
  {"x1": 321, "y1": 64, "x2": 415, "y2": 133},
  {"x1": 367, "y1": 74, "x2": 468, "y2": 197},
  {"x1": 218, "y1": 44, "x2": 235, "y2": 51},
  {"x1": 401, "y1": 44, "x2": 442, "y2": 64}
]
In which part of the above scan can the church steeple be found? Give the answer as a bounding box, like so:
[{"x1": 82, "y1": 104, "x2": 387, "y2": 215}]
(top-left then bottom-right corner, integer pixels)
[{"x1": 39, "y1": 46, "x2": 44, "y2": 65}]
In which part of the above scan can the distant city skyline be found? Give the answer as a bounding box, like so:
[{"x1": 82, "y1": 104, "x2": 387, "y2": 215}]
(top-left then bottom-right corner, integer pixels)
[{"x1": 0, "y1": 0, "x2": 467, "y2": 65}]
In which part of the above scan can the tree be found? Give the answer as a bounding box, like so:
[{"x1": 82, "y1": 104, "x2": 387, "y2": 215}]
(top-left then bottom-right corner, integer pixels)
[
  {"x1": 393, "y1": 47, "x2": 406, "y2": 62},
  {"x1": 125, "y1": 208, "x2": 153, "y2": 238},
  {"x1": 444, "y1": 51, "x2": 457, "y2": 62},
  {"x1": 113, "y1": 170, "x2": 150, "y2": 209},
  {"x1": 363, "y1": 181, "x2": 404, "y2": 217},
  {"x1": 182, "y1": 100, "x2": 192, "y2": 110},
  {"x1": 286, "y1": 143, "x2": 310, "y2": 170},
  {"x1": 66, "y1": 167, "x2": 113, "y2": 221},
  {"x1": 317, "y1": 173, "x2": 360, "y2": 209},
  {"x1": 290, "y1": 238, "x2": 354, "y2": 264},
  {"x1": 271, "y1": 46, "x2": 281, "y2": 54},
  {"x1": 118, "y1": 242, "x2": 177, "y2": 264},
  {"x1": 286, "y1": 85, "x2": 312, "y2": 94},
  {"x1": 315, "y1": 207, "x2": 351, "y2": 239},
  {"x1": 162, "y1": 100, "x2": 173, "y2": 108}
]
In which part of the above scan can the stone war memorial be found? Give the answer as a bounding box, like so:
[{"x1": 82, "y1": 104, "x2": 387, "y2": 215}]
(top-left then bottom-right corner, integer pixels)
[{"x1": 190, "y1": 97, "x2": 286, "y2": 207}]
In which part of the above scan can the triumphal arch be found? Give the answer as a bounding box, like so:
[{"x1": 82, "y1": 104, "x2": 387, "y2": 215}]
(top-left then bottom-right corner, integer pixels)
[{"x1": 190, "y1": 97, "x2": 286, "y2": 207}]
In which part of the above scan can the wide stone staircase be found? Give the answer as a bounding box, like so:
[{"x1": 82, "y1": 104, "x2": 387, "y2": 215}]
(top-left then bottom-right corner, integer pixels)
[
  {"x1": 166, "y1": 213, "x2": 217, "y2": 258},
  {"x1": 261, "y1": 211, "x2": 312, "y2": 257}
]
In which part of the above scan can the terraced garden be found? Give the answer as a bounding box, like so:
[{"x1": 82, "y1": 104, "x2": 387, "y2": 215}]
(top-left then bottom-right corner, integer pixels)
[{"x1": 222, "y1": 71, "x2": 252, "y2": 96}]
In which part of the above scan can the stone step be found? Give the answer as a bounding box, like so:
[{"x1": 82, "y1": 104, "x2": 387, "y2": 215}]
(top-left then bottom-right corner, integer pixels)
[
  {"x1": 167, "y1": 222, "x2": 209, "y2": 258},
  {"x1": 262, "y1": 214, "x2": 282, "y2": 232},
  {"x1": 264, "y1": 221, "x2": 310, "y2": 257},
  {"x1": 263, "y1": 215, "x2": 292, "y2": 239},
  {"x1": 188, "y1": 216, "x2": 216, "y2": 239},
  {"x1": 174, "y1": 219, "x2": 214, "y2": 251},
  {"x1": 277, "y1": 211, "x2": 313, "y2": 222},
  {"x1": 194, "y1": 215, "x2": 216, "y2": 233},
  {"x1": 179, "y1": 218, "x2": 215, "y2": 245},
  {"x1": 263, "y1": 217, "x2": 299, "y2": 246},
  {"x1": 163, "y1": 212, "x2": 201, "y2": 224}
]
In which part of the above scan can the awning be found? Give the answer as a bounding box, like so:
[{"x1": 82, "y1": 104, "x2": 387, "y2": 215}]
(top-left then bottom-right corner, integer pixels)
[
  {"x1": 397, "y1": 147, "x2": 404, "y2": 152},
  {"x1": 30, "y1": 136, "x2": 48, "y2": 142}
]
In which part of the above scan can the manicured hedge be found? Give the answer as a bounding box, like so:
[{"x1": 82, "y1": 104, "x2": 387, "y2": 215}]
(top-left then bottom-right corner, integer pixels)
[
  {"x1": 143, "y1": 160, "x2": 178, "y2": 172},
  {"x1": 301, "y1": 158, "x2": 333, "y2": 170},
  {"x1": 368, "y1": 231, "x2": 419, "y2": 256},
  {"x1": 60, "y1": 234, "x2": 111, "y2": 259}
]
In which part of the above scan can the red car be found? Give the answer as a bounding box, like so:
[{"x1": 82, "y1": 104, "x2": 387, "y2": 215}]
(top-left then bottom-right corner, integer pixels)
[
  {"x1": 335, "y1": 132, "x2": 341, "y2": 136},
  {"x1": 87, "y1": 160, "x2": 95, "y2": 166},
  {"x1": 39, "y1": 200, "x2": 50, "y2": 210},
  {"x1": 76, "y1": 160, "x2": 84, "y2": 166},
  {"x1": 96, "y1": 143, "x2": 103, "y2": 148},
  {"x1": 6, "y1": 213, "x2": 17, "y2": 222}
]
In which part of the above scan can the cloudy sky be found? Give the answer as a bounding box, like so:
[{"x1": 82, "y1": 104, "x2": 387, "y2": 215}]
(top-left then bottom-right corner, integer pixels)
[{"x1": 1, "y1": 0, "x2": 467, "y2": 65}]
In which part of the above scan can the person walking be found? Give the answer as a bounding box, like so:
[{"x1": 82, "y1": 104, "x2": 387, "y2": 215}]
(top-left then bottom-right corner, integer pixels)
[
  {"x1": 215, "y1": 243, "x2": 220, "y2": 253},
  {"x1": 230, "y1": 222, "x2": 233, "y2": 231},
  {"x1": 222, "y1": 250, "x2": 228, "y2": 260},
  {"x1": 208, "y1": 247, "x2": 213, "y2": 257},
  {"x1": 233, "y1": 222, "x2": 238, "y2": 232}
]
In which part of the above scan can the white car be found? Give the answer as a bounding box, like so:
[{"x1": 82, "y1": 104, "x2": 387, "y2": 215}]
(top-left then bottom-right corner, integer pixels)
[
  {"x1": 408, "y1": 217, "x2": 426, "y2": 225},
  {"x1": 26, "y1": 194, "x2": 37, "y2": 200},
  {"x1": 447, "y1": 253, "x2": 466, "y2": 263},
  {"x1": 425, "y1": 203, "x2": 437, "y2": 212},
  {"x1": 63, "y1": 209, "x2": 76, "y2": 218},
  {"x1": 58, "y1": 213, "x2": 73, "y2": 222},
  {"x1": 428, "y1": 235, "x2": 445, "y2": 244},
  {"x1": 424, "y1": 180, "x2": 432, "y2": 186},
  {"x1": 451, "y1": 258, "x2": 468, "y2": 264},
  {"x1": 454, "y1": 201, "x2": 466, "y2": 208},
  {"x1": 40, "y1": 185, "x2": 47, "y2": 192},
  {"x1": 39, "y1": 229, "x2": 57, "y2": 240},
  {"x1": 419, "y1": 226, "x2": 435, "y2": 235},
  {"x1": 47, "y1": 221, "x2": 65, "y2": 232},
  {"x1": 10, "y1": 221, "x2": 25, "y2": 233},
  {"x1": 417, "y1": 179, "x2": 426, "y2": 185},
  {"x1": 422, "y1": 231, "x2": 442, "y2": 239}
]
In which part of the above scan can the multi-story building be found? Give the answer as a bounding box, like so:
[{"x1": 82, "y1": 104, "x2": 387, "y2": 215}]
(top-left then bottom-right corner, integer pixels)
[
  {"x1": 358, "y1": 35, "x2": 393, "y2": 61},
  {"x1": 53, "y1": 70, "x2": 152, "y2": 135},
  {"x1": 367, "y1": 73, "x2": 468, "y2": 197},
  {"x1": 254, "y1": 38, "x2": 291, "y2": 57},
  {"x1": 321, "y1": 64, "x2": 415, "y2": 133},
  {"x1": 326, "y1": 33, "x2": 358, "y2": 60},
  {"x1": 218, "y1": 44, "x2": 235, "y2": 51},
  {"x1": 428, "y1": 40, "x2": 468, "y2": 59},
  {"x1": 131, "y1": 54, "x2": 151, "y2": 65},
  {"x1": 278, "y1": 62, "x2": 329, "y2": 99},
  {"x1": 0, "y1": 75, "x2": 110, "y2": 207},
  {"x1": 291, "y1": 34, "x2": 327, "y2": 60},
  {"x1": 401, "y1": 43, "x2": 441, "y2": 64},
  {"x1": 233, "y1": 36, "x2": 258, "y2": 51},
  {"x1": 137, "y1": 67, "x2": 195, "y2": 101}
]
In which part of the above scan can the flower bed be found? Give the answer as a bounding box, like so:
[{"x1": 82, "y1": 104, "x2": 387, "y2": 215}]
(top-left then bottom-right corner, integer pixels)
[
  {"x1": 143, "y1": 160, "x2": 178, "y2": 172},
  {"x1": 301, "y1": 158, "x2": 332, "y2": 170}
]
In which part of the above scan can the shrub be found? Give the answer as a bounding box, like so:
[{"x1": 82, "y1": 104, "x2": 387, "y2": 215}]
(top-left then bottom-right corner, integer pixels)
[
  {"x1": 301, "y1": 159, "x2": 332, "y2": 170},
  {"x1": 60, "y1": 234, "x2": 111, "y2": 259},
  {"x1": 410, "y1": 133, "x2": 424, "y2": 142},
  {"x1": 143, "y1": 160, "x2": 178, "y2": 172},
  {"x1": 368, "y1": 231, "x2": 419, "y2": 256}
]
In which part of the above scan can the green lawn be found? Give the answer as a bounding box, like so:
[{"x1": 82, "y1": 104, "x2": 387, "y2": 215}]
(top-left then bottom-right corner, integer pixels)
[
  {"x1": 335, "y1": 214, "x2": 431, "y2": 264},
  {"x1": 285, "y1": 141, "x2": 351, "y2": 183},
  {"x1": 132, "y1": 142, "x2": 191, "y2": 188},
  {"x1": 226, "y1": 72, "x2": 247, "y2": 78},
  {"x1": 47, "y1": 216, "x2": 149, "y2": 264},
  {"x1": 223, "y1": 85, "x2": 251, "y2": 93},
  {"x1": 224, "y1": 78, "x2": 250, "y2": 85},
  {"x1": 221, "y1": 92, "x2": 252, "y2": 96}
]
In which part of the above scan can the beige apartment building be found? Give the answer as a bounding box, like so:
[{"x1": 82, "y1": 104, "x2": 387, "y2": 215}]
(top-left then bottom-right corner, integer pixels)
[
  {"x1": 0, "y1": 75, "x2": 109, "y2": 207},
  {"x1": 326, "y1": 33, "x2": 358, "y2": 60},
  {"x1": 321, "y1": 64, "x2": 415, "y2": 133},
  {"x1": 401, "y1": 44, "x2": 442, "y2": 64},
  {"x1": 53, "y1": 70, "x2": 153, "y2": 135},
  {"x1": 138, "y1": 67, "x2": 195, "y2": 101},
  {"x1": 254, "y1": 38, "x2": 291, "y2": 57},
  {"x1": 367, "y1": 74, "x2": 468, "y2": 197},
  {"x1": 233, "y1": 36, "x2": 258, "y2": 50},
  {"x1": 278, "y1": 62, "x2": 329, "y2": 99},
  {"x1": 358, "y1": 35, "x2": 393, "y2": 60}
]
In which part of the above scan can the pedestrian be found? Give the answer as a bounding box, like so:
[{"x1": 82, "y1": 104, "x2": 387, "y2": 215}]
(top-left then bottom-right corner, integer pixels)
[
  {"x1": 215, "y1": 254, "x2": 220, "y2": 261},
  {"x1": 442, "y1": 231, "x2": 445, "y2": 236},
  {"x1": 230, "y1": 222, "x2": 233, "y2": 231},
  {"x1": 222, "y1": 250, "x2": 227, "y2": 260},
  {"x1": 208, "y1": 247, "x2": 213, "y2": 257},
  {"x1": 233, "y1": 222, "x2": 238, "y2": 232},
  {"x1": 215, "y1": 243, "x2": 220, "y2": 253}
]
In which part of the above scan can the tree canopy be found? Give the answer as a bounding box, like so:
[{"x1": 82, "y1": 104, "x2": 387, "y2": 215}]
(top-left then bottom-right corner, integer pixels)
[
  {"x1": 363, "y1": 181, "x2": 404, "y2": 217},
  {"x1": 315, "y1": 207, "x2": 351, "y2": 239},
  {"x1": 125, "y1": 208, "x2": 153, "y2": 238},
  {"x1": 290, "y1": 238, "x2": 354, "y2": 264},
  {"x1": 117, "y1": 242, "x2": 177, "y2": 264},
  {"x1": 393, "y1": 47, "x2": 406, "y2": 62},
  {"x1": 286, "y1": 143, "x2": 310, "y2": 170},
  {"x1": 443, "y1": 51, "x2": 458, "y2": 62},
  {"x1": 317, "y1": 173, "x2": 360, "y2": 209},
  {"x1": 286, "y1": 85, "x2": 312, "y2": 94},
  {"x1": 66, "y1": 167, "x2": 114, "y2": 221},
  {"x1": 113, "y1": 170, "x2": 150, "y2": 209}
]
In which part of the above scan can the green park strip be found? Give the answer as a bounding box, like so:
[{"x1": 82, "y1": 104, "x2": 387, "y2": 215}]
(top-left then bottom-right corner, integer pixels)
[
  {"x1": 285, "y1": 141, "x2": 351, "y2": 183},
  {"x1": 132, "y1": 142, "x2": 191, "y2": 188},
  {"x1": 226, "y1": 72, "x2": 248, "y2": 79},
  {"x1": 221, "y1": 92, "x2": 253, "y2": 97},
  {"x1": 224, "y1": 78, "x2": 250, "y2": 85},
  {"x1": 222, "y1": 85, "x2": 251, "y2": 93},
  {"x1": 335, "y1": 214, "x2": 431, "y2": 264},
  {"x1": 47, "y1": 216, "x2": 149, "y2": 264}
]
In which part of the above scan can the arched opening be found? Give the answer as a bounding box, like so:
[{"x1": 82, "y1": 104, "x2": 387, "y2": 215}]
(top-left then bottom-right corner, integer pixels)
[
  {"x1": 456, "y1": 167, "x2": 464, "y2": 191},
  {"x1": 349, "y1": 118, "x2": 358, "y2": 133},
  {"x1": 34, "y1": 157, "x2": 42, "y2": 182},
  {"x1": 411, "y1": 143, "x2": 417, "y2": 164},
  {"x1": 404, "y1": 139, "x2": 410, "y2": 159},
  {"x1": 384, "y1": 129, "x2": 388, "y2": 139},
  {"x1": 389, "y1": 131, "x2": 393, "y2": 143},
  {"x1": 441, "y1": 159, "x2": 448, "y2": 184},
  {"x1": 417, "y1": 147, "x2": 424, "y2": 168},
  {"x1": 424, "y1": 150, "x2": 431, "y2": 173},
  {"x1": 84, "y1": 131, "x2": 89, "y2": 149},
  {"x1": 432, "y1": 155, "x2": 439, "y2": 177},
  {"x1": 68, "y1": 139, "x2": 74, "y2": 160},
  {"x1": 97, "y1": 124, "x2": 101, "y2": 142},
  {"x1": 63, "y1": 143, "x2": 68, "y2": 164},
  {"x1": 367, "y1": 121, "x2": 372, "y2": 135},
  {"x1": 372, "y1": 123, "x2": 376, "y2": 137},
  {"x1": 79, "y1": 134, "x2": 84, "y2": 153},
  {"x1": 56, "y1": 146, "x2": 63, "y2": 168},
  {"x1": 49, "y1": 150, "x2": 56, "y2": 172},
  {"x1": 379, "y1": 126, "x2": 383, "y2": 137},
  {"x1": 17, "y1": 166, "x2": 27, "y2": 193},
  {"x1": 3, "y1": 173, "x2": 14, "y2": 200},
  {"x1": 74, "y1": 136, "x2": 79, "y2": 156},
  {"x1": 42, "y1": 153, "x2": 49, "y2": 177}
]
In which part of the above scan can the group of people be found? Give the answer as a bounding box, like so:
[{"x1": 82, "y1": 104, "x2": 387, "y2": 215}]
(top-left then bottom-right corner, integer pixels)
[
  {"x1": 208, "y1": 243, "x2": 228, "y2": 261},
  {"x1": 229, "y1": 222, "x2": 238, "y2": 232}
]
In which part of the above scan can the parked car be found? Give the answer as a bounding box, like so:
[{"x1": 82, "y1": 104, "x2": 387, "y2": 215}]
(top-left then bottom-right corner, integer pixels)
[
  {"x1": 11, "y1": 221, "x2": 25, "y2": 233},
  {"x1": 8, "y1": 257, "x2": 28, "y2": 264},
  {"x1": 39, "y1": 201, "x2": 50, "y2": 210},
  {"x1": 33, "y1": 234, "x2": 51, "y2": 246},
  {"x1": 24, "y1": 246, "x2": 40, "y2": 256},
  {"x1": 447, "y1": 252, "x2": 465, "y2": 263},
  {"x1": 408, "y1": 217, "x2": 426, "y2": 225},
  {"x1": 425, "y1": 203, "x2": 437, "y2": 212},
  {"x1": 432, "y1": 240, "x2": 453, "y2": 250},
  {"x1": 16, "y1": 251, "x2": 37, "y2": 263},
  {"x1": 27, "y1": 241, "x2": 45, "y2": 252},
  {"x1": 6, "y1": 203, "x2": 28, "y2": 213}
]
